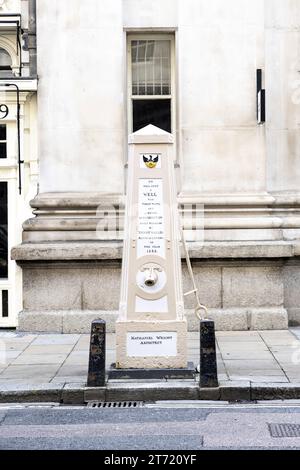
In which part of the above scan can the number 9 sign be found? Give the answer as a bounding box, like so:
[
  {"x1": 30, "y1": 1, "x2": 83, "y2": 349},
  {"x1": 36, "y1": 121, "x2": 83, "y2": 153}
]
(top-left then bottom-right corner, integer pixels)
[{"x1": 0, "y1": 104, "x2": 8, "y2": 119}]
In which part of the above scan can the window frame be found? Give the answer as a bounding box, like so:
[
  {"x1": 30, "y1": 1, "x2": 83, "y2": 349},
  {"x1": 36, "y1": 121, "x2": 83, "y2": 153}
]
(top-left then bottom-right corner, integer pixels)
[
  {"x1": 0, "y1": 47, "x2": 13, "y2": 78},
  {"x1": 0, "y1": 38, "x2": 19, "y2": 77},
  {"x1": 127, "y1": 33, "x2": 176, "y2": 136},
  {"x1": 0, "y1": 123, "x2": 7, "y2": 158},
  {"x1": 0, "y1": 176, "x2": 19, "y2": 327}
]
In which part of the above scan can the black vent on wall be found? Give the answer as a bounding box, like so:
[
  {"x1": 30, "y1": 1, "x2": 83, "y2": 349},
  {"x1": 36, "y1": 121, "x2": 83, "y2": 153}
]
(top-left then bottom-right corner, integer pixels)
[
  {"x1": 257, "y1": 69, "x2": 265, "y2": 124},
  {"x1": 1, "y1": 290, "x2": 8, "y2": 317}
]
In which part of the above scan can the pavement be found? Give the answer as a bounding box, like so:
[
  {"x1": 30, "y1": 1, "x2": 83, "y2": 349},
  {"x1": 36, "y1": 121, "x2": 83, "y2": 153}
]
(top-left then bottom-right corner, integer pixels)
[{"x1": 0, "y1": 328, "x2": 300, "y2": 403}]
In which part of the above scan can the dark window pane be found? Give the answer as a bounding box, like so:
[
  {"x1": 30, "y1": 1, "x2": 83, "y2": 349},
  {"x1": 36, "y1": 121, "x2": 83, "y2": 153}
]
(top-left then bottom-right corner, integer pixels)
[
  {"x1": 0, "y1": 48, "x2": 12, "y2": 67},
  {"x1": 2, "y1": 290, "x2": 8, "y2": 317},
  {"x1": 0, "y1": 182, "x2": 8, "y2": 279},
  {"x1": 0, "y1": 69, "x2": 13, "y2": 78},
  {"x1": 0, "y1": 143, "x2": 6, "y2": 159},
  {"x1": 133, "y1": 99, "x2": 171, "y2": 133},
  {"x1": 0, "y1": 125, "x2": 6, "y2": 141}
]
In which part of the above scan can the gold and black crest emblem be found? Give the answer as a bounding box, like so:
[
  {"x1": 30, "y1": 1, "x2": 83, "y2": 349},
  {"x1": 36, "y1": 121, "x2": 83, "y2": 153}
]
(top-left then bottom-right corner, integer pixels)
[{"x1": 143, "y1": 154, "x2": 159, "y2": 169}]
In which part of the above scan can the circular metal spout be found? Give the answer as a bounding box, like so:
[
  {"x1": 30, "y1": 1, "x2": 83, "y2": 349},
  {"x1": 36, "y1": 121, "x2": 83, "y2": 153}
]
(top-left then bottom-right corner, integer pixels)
[{"x1": 144, "y1": 268, "x2": 158, "y2": 287}]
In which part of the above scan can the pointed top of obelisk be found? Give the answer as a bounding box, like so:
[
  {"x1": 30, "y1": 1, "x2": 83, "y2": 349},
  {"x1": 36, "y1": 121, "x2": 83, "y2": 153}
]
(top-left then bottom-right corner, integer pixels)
[{"x1": 129, "y1": 124, "x2": 174, "y2": 144}]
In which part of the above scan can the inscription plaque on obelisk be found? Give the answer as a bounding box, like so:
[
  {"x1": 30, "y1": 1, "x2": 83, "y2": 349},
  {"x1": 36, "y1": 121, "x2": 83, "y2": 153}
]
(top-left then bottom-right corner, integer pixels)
[{"x1": 115, "y1": 125, "x2": 187, "y2": 369}]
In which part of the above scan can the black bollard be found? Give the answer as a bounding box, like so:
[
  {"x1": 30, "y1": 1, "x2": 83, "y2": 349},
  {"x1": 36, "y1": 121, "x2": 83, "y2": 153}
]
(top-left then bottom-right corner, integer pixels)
[
  {"x1": 200, "y1": 319, "x2": 218, "y2": 388},
  {"x1": 87, "y1": 319, "x2": 106, "y2": 387}
]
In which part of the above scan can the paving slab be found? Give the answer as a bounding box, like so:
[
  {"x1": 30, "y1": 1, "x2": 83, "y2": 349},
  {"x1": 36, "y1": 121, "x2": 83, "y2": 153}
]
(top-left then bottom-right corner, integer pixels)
[
  {"x1": 291, "y1": 328, "x2": 300, "y2": 339},
  {"x1": 287, "y1": 377, "x2": 300, "y2": 383},
  {"x1": 106, "y1": 340, "x2": 117, "y2": 349},
  {"x1": 188, "y1": 332, "x2": 199, "y2": 338},
  {"x1": 218, "y1": 343, "x2": 268, "y2": 350},
  {"x1": 12, "y1": 354, "x2": 67, "y2": 366},
  {"x1": 228, "y1": 375, "x2": 289, "y2": 383},
  {"x1": 223, "y1": 359, "x2": 281, "y2": 369},
  {"x1": 262, "y1": 343, "x2": 297, "y2": 351},
  {"x1": 63, "y1": 358, "x2": 89, "y2": 367},
  {"x1": 23, "y1": 344, "x2": 75, "y2": 355},
  {"x1": 216, "y1": 374, "x2": 229, "y2": 382},
  {"x1": 0, "y1": 364, "x2": 60, "y2": 380},
  {"x1": 0, "y1": 341, "x2": 34, "y2": 352},
  {"x1": 217, "y1": 337, "x2": 261, "y2": 343},
  {"x1": 217, "y1": 331, "x2": 260, "y2": 337},
  {"x1": 73, "y1": 339, "x2": 91, "y2": 351},
  {"x1": 227, "y1": 368, "x2": 285, "y2": 376},
  {"x1": 55, "y1": 365, "x2": 88, "y2": 377},
  {"x1": 0, "y1": 378, "x2": 55, "y2": 385},
  {"x1": 0, "y1": 351, "x2": 23, "y2": 365},
  {"x1": 262, "y1": 340, "x2": 299, "y2": 347},
  {"x1": 281, "y1": 369, "x2": 300, "y2": 379},
  {"x1": 221, "y1": 352, "x2": 272, "y2": 360},
  {"x1": 272, "y1": 356, "x2": 298, "y2": 366},
  {"x1": 0, "y1": 333, "x2": 36, "y2": 342},
  {"x1": 63, "y1": 351, "x2": 89, "y2": 358},
  {"x1": 260, "y1": 330, "x2": 293, "y2": 336},
  {"x1": 31, "y1": 335, "x2": 80, "y2": 346},
  {"x1": 51, "y1": 376, "x2": 87, "y2": 384},
  {"x1": 260, "y1": 332, "x2": 296, "y2": 342},
  {"x1": 0, "y1": 382, "x2": 61, "y2": 392}
]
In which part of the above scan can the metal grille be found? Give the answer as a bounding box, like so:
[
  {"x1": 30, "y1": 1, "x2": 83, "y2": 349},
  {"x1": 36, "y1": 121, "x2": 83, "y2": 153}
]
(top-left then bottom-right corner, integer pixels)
[
  {"x1": 87, "y1": 401, "x2": 144, "y2": 409},
  {"x1": 268, "y1": 423, "x2": 300, "y2": 438},
  {"x1": 131, "y1": 40, "x2": 171, "y2": 96}
]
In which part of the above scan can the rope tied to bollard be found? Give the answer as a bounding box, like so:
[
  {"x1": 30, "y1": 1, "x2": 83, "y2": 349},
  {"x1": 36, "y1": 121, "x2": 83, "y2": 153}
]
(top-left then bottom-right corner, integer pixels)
[
  {"x1": 180, "y1": 226, "x2": 208, "y2": 321},
  {"x1": 180, "y1": 226, "x2": 218, "y2": 383}
]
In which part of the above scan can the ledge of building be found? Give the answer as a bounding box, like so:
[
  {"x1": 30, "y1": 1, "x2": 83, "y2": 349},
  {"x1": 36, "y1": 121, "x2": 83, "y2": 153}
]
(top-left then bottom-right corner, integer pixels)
[
  {"x1": 17, "y1": 308, "x2": 288, "y2": 333},
  {"x1": 28, "y1": 191, "x2": 300, "y2": 209},
  {"x1": 11, "y1": 240, "x2": 298, "y2": 262}
]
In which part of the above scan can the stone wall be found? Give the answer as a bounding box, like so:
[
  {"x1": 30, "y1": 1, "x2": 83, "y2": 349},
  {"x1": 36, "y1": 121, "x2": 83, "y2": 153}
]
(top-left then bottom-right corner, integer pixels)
[{"x1": 13, "y1": 241, "x2": 293, "y2": 332}]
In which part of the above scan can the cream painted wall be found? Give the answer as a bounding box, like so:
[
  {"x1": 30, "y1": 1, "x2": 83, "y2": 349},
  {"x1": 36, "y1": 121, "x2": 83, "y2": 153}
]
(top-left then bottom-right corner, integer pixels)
[
  {"x1": 265, "y1": 0, "x2": 300, "y2": 192},
  {"x1": 37, "y1": 0, "x2": 124, "y2": 193},
  {"x1": 0, "y1": 0, "x2": 21, "y2": 12},
  {"x1": 36, "y1": 0, "x2": 299, "y2": 196},
  {"x1": 178, "y1": 0, "x2": 266, "y2": 193},
  {"x1": 123, "y1": 0, "x2": 178, "y2": 28}
]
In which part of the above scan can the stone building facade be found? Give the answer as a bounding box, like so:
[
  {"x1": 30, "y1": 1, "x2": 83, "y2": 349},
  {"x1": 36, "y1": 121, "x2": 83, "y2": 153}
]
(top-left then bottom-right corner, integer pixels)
[
  {"x1": 1, "y1": 0, "x2": 300, "y2": 332},
  {"x1": 0, "y1": 0, "x2": 37, "y2": 328}
]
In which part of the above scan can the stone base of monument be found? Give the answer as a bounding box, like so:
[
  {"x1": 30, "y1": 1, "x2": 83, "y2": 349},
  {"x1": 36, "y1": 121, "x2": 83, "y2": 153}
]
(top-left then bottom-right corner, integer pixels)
[
  {"x1": 115, "y1": 320, "x2": 188, "y2": 369},
  {"x1": 108, "y1": 362, "x2": 195, "y2": 380}
]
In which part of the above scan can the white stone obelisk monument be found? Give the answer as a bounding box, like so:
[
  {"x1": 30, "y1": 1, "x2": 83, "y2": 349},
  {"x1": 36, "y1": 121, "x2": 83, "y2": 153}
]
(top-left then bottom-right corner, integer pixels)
[{"x1": 115, "y1": 125, "x2": 187, "y2": 369}]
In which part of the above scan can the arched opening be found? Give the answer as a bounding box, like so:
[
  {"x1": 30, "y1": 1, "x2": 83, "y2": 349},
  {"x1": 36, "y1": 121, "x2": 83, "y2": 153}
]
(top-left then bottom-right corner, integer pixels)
[{"x1": 0, "y1": 47, "x2": 13, "y2": 77}]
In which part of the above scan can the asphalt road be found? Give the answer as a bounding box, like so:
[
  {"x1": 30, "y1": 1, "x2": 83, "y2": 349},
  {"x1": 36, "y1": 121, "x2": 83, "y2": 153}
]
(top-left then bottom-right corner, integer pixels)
[{"x1": 1, "y1": 401, "x2": 300, "y2": 450}]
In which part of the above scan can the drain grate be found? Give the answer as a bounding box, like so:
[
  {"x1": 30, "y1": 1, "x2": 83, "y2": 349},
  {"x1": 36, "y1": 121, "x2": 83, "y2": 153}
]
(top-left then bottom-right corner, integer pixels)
[
  {"x1": 268, "y1": 423, "x2": 300, "y2": 438},
  {"x1": 87, "y1": 401, "x2": 144, "y2": 409}
]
